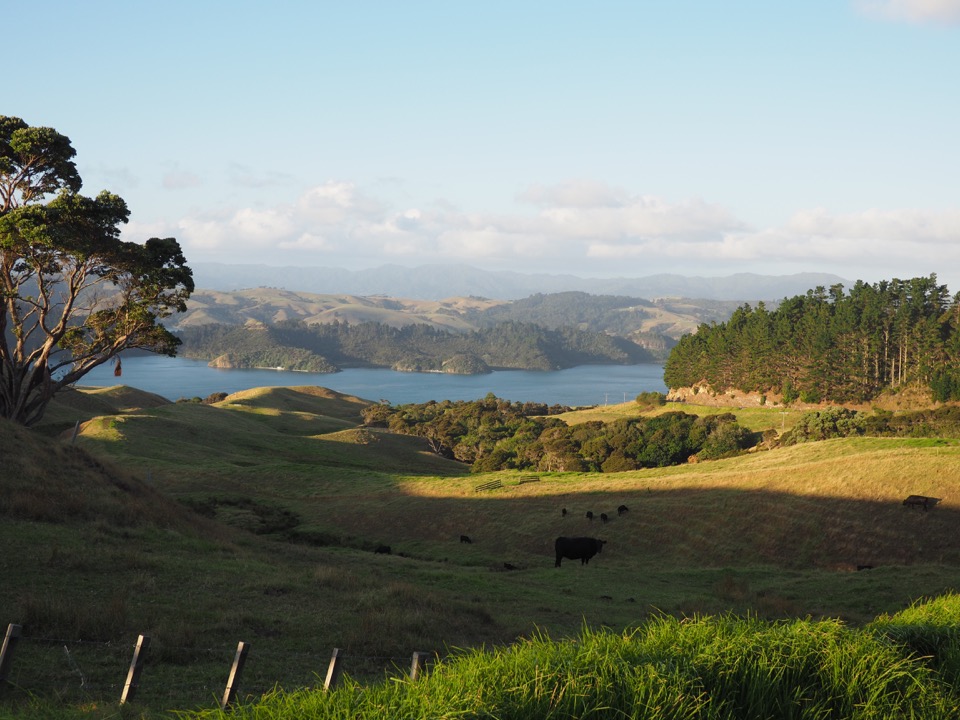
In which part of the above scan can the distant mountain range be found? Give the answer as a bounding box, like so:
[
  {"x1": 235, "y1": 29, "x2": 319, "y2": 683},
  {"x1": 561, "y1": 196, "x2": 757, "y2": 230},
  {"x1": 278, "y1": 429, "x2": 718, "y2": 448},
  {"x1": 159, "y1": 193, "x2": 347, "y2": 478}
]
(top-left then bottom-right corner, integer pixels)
[{"x1": 190, "y1": 262, "x2": 849, "y2": 302}]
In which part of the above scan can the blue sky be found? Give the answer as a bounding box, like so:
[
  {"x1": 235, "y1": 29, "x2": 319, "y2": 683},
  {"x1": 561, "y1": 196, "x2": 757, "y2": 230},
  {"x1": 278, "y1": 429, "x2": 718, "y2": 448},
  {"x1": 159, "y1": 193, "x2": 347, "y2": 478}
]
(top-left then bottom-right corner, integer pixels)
[{"x1": 8, "y1": 1, "x2": 960, "y2": 290}]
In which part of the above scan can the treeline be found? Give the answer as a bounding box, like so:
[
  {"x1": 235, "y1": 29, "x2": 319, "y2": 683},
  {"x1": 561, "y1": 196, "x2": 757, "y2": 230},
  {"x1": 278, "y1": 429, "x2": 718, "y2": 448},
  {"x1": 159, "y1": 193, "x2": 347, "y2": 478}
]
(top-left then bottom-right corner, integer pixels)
[
  {"x1": 664, "y1": 275, "x2": 960, "y2": 403},
  {"x1": 783, "y1": 405, "x2": 960, "y2": 445},
  {"x1": 176, "y1": 319, "x2": 653, "y2": 374},
  {"x1": 361, "y1": 394, "x2": 753, "y2": 472}
]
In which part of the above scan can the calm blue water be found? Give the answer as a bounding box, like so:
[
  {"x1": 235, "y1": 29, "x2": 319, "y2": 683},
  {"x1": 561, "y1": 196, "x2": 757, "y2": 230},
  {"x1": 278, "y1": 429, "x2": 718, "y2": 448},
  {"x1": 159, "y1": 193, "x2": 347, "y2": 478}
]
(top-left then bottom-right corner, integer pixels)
[{"x1": 78, "y1": 355, "x2": 667, "y2": 407}]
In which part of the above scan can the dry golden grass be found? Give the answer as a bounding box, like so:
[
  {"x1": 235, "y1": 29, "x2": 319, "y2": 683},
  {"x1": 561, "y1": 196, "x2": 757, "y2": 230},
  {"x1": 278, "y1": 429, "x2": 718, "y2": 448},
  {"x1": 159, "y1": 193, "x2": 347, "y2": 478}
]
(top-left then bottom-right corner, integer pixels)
[
  {"x1": 217, "y1": 384, "x2": 370, "y2": 421},
  {"x1": 559, "y1": 398, "x2": 805, "y2": 434}
]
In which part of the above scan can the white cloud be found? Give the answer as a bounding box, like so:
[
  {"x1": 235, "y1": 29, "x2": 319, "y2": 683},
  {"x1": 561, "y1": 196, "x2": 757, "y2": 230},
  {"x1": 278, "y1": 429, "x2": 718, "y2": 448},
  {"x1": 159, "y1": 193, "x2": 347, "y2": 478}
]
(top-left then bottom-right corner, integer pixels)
[
  {"x1": 518, "y1": 180, "x2": 629, "y2": 208},
  {"x1": 856, "y1": 0, "x2": 960, "y2": 24},
  {"x1": 785, "y1": 207, "x2": 960, "y2": 243},
  {"x1": 534, "y1": 195, "x2": 748, "y2": 242},
  {"x1": 120, "y1": 180, "x2": 960, "y2": 289}
]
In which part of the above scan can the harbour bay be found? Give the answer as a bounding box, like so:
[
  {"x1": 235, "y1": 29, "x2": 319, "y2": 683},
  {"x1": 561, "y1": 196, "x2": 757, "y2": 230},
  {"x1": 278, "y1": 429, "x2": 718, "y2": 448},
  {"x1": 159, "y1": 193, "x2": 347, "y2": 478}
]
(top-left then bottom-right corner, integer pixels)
[{"x1": 78, "y1": 355, "x2": 668, "y2": 407}]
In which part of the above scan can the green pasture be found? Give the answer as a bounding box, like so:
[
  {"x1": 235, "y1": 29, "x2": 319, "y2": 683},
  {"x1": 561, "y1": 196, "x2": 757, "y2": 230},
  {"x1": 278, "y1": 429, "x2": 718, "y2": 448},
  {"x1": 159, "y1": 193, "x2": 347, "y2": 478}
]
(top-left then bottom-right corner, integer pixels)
[{"x1": 4, "y1": 385, "x2": 960, "y2": 717}]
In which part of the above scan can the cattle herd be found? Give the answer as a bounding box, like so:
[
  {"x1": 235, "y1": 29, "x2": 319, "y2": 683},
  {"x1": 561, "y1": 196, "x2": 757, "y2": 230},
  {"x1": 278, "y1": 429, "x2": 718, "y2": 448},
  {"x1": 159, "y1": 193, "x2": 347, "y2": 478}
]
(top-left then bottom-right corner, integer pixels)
[
  {"x1": 566, "y1": 504, "x2": 629, "y2": 522},
  {"x1": 552, "y1": 503, "x2": 628, "y2": 567},
  {"x1": 376, "y1": 502, "x2": 631, "y2": 569}
]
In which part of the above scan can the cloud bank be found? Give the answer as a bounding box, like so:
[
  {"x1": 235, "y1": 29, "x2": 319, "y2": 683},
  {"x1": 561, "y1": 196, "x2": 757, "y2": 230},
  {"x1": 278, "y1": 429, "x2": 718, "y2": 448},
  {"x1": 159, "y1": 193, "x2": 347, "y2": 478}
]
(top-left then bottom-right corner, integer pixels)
[{"x1": 123, "y1": 179, "x2": 960, "y2": 289}]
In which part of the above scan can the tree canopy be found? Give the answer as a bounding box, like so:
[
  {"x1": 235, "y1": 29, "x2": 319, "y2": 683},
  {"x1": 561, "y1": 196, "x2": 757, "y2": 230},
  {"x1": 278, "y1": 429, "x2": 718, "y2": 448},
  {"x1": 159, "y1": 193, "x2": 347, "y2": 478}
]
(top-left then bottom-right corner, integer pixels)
[
  {"x1": 0, "y1": 116, "x2": 193, "y2": 426},
  {"x1": 663, "y1": 276, "x2": 960, "y2": 403},
  {"x1": 362, "y1": 395, "x2": 753, "y2": 472},
  {"x1": 175, "y1": 317, "x2": 653, "y2": 373}
]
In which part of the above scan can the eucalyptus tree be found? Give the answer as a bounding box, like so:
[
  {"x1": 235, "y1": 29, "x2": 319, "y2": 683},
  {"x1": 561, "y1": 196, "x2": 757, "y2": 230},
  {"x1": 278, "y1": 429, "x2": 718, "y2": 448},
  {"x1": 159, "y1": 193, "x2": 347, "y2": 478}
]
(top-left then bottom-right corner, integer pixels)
[{"x1": 0, "y1": 116, "x2": 193, "y2": 426}]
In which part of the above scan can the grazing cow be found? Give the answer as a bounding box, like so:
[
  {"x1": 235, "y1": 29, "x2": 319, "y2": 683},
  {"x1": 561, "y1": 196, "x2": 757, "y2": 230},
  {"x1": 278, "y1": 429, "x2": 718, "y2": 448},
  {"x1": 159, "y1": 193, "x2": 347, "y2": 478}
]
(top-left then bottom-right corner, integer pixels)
[
  {"x1": 585, "y1": 511, "x2": 594, "y2": 521},
  {"x1": 460, "y1": 535, "x2": 472, "y2": 544},
  {"x1": 617, "y1": 504, "x2": 629, "y2": 516},
  {"x1": 600, "y1": 513, "x2": 608, "y2": 523},
  {"x1": 555, "y1": 536, "x2": 607, "y2": 567},
  {"x1": 374, "y1": 545, "x2": 391, "y2": 555},
  {"x1": 562, "y1": 508, "x2": 567, "y2": 517}
]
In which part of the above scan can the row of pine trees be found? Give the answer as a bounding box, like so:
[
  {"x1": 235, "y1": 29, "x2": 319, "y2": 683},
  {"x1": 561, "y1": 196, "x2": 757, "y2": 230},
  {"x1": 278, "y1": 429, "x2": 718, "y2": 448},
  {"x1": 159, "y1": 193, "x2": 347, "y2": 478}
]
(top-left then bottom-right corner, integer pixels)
[{"x1": 663, "y1": 275, "x2": 960, "y2": 403}]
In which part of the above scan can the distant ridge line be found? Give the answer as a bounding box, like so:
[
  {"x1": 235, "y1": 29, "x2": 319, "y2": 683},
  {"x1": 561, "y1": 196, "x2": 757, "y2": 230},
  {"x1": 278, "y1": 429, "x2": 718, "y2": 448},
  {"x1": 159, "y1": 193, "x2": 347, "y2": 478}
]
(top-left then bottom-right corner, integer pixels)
[{"x1": 191, "y1": 262, "x2": 849, "y2": 302}]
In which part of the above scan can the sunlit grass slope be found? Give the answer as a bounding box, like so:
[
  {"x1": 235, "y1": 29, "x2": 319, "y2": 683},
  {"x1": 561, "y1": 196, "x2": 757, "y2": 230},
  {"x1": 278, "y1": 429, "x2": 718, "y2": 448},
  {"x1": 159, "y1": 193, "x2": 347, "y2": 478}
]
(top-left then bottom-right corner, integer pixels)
[
  {"x1": 180, "y1": 594, "x2": 960, "y2": 720},
  {"x1": 65, "y1": 386, "x2": 960, "y2": 625}
]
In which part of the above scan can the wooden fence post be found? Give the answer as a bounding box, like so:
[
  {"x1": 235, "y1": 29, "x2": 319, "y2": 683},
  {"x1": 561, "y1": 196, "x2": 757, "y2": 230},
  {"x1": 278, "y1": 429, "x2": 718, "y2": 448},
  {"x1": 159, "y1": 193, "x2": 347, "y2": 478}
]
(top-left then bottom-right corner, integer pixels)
[
  {"x1": 409, "y1": 651, "x2": 430, "y2": 680},
  {"x1": 119, "y1": 634, "x2": 150, "y2": 704},
  {"x1": 323, "y1": 648, "x2": 343, "y2": 690},
  {"x1": 0, "y1": 624, "x2": 22, "y2": 690},
  {"x1": 221, "y1": 641, "x2": 250, "y2": 710}
]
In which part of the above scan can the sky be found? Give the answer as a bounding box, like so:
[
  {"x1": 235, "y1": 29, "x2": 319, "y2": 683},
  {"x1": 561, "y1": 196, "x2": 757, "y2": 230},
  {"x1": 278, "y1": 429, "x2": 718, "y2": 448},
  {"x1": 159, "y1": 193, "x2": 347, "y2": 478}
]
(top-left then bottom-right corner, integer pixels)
[{"x1": 7, "y1": 0, "x2": 960, "y2": 291}]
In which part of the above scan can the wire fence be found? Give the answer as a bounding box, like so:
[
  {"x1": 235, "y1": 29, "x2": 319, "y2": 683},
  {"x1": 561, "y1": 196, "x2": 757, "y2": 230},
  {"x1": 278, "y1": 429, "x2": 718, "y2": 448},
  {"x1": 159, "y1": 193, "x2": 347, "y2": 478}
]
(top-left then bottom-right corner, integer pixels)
[{"x1": 0, "y1": 623, "x2": 435, "y2": 710}]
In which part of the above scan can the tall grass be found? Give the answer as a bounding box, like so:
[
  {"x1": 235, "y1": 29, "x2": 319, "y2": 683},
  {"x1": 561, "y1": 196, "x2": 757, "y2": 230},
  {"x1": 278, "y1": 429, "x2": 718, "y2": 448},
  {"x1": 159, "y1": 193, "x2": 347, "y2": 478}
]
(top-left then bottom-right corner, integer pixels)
[{"x1": 176, "y1": 596, "x2": 960, "y2": 720}]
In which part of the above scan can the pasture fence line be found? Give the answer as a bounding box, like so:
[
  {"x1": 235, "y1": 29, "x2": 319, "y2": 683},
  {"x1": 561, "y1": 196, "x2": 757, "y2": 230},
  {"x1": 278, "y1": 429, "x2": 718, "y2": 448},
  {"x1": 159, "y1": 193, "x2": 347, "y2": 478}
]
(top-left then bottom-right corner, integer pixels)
[
  {"x1": 474, "y1": 479, "x2": 502, "y2": 492},
  {"x1": 0, "y1": 622, "x2": 433, "y2": 710}
]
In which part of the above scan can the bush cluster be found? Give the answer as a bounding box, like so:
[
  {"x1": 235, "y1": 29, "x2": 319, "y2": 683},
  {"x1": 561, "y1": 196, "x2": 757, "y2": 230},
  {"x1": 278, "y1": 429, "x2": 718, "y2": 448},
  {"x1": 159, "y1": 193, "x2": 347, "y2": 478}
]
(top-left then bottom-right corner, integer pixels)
[{"x1": 364, "y1": 394, "x2": 754, "y2": 472}]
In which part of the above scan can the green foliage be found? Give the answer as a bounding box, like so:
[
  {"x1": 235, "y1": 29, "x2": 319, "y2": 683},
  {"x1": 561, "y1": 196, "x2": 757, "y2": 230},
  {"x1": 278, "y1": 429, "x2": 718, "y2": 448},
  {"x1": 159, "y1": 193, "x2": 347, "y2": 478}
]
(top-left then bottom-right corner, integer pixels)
[
  {"x1": 173, "y1": 599, "x2": 960, "y2": 719},
  {"x1": 0, "y1": 116, "x2": 193, "y2": 426},
  {"x1": 176, "y1": 318, "x2": 653, "y2": 373},
  {"x1": 782, "y1": 405, "x2": 960, "y2": 446},
  {"x1": 782, "y1": 407, "x2": 865, "y2": 445},
  {"x1": 365, "y1": 398, "x2": 754, "y2": 472},
  {"x1": 871, "y1": 594, "x2": 960, "y2": 688},
  {"x1": 863, "y1": 405, "x2": 960, "y2": 438},
  {"x1": 664, "y1": 276, "x2": 959, "y2": 404},
  {"x1": 635, "y1": 390, "x2": 667, "y2": 409}
]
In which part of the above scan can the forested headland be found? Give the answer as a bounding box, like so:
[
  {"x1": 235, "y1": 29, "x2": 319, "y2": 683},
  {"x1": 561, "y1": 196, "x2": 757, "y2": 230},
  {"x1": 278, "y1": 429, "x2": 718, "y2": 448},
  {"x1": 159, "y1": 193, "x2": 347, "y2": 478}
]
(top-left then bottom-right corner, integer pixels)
[
  {"x1": 664, "y1": 275, "x2": 960, "y2": 403},
  {"x1": 175, "y1": 318, "x2": 654, "y2": 374}
]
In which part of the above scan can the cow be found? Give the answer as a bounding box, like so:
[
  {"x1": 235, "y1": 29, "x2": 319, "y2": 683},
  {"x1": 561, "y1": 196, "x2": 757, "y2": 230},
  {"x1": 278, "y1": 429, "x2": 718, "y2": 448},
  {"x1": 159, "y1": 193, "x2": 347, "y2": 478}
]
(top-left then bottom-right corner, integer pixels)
[
  {"x1": 561, "y1": 508, "x2": 567, "y2": 517},
  {"x1": 460, "y1": 535, "x2": 472, "y2": 544},
  {"x1": 374, "y1": 545, "x2": 391, "y2": 555},
  {"x1": 600, "y1": 513, "x2": 608, "y2": 523},
  {"x1": 617, "y1": 504, "x2": 629, "y2": 516},
  {"x1": 555, "y1": 536, "x2": 606, "y2": 567},
  {"x1": 585, "y1": 511, "x2": 594, "y2": 521}
]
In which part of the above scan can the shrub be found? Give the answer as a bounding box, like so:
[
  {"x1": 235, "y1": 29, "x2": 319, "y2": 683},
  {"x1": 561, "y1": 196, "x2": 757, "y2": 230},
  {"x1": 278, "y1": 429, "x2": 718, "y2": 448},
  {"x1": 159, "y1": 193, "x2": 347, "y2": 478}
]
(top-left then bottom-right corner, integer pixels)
[
  {"x1": 782, "y1": 407, "x2": 864, "y2": 445},
  {"x1": 635, "y1": 391, "x2": 667, "y2": 410}
]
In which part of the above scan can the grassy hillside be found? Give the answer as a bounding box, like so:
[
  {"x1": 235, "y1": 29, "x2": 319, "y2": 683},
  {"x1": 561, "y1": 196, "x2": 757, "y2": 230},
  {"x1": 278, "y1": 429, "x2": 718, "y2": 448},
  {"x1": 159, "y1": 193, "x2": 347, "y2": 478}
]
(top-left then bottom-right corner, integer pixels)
[
  {"x1": 178, "y1": 289, "x2": 502, "y2": 331},
  {"x1": 5, "y1": 387, "x2": 960, "y2": 716},
  {"x1": 175, "y1": 288, "x2": 735, "y2": 344}
]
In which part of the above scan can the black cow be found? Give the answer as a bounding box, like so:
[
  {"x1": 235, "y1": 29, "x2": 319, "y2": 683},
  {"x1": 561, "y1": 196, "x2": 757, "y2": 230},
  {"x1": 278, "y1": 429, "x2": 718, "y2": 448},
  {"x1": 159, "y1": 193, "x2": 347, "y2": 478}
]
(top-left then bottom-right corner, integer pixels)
[
  {"x1": 585, "y1": 511, "x2": 594, "y2": 521},
  {"x1": 374, "y1": 545, "x2": 391, "y2": 555},
  {"x1": 460, "y1": 535, "x2": 472, "y2": 544},
  {"x1": 561, "y1": 508, "x2": 567, "y2": 517},
  {"x1": 600, "y1": 513, "x2": 609, "y2": 523},
  {"x1": 555, "y1": 536, "x2": 606, "y2": 567},
  {"x1": 617, "y1": 504, "x2": 629, "y2": 516}
]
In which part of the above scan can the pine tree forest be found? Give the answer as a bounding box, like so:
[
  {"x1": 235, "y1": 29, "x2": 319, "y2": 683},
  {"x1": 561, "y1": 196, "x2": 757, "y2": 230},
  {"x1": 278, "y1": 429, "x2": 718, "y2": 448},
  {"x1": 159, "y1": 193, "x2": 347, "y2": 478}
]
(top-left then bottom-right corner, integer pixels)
[{"x1": 663, "y1": 275, "x2": 960, "y2": 404}]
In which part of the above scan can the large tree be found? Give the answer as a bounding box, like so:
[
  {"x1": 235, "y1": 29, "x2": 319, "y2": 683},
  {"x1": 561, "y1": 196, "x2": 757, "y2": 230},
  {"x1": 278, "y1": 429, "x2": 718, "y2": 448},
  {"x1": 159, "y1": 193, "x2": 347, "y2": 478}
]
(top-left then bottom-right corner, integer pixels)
[{"x1": 0, "y1": 116, "x2": 193, "y2": 426}]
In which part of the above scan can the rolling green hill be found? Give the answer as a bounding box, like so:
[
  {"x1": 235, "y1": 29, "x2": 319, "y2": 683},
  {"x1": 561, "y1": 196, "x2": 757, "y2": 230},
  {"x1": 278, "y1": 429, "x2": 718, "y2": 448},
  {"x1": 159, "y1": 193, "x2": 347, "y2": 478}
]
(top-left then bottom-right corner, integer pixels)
[{"x1": 5, "y1": 385, "x2": 960, "y2": 716}]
